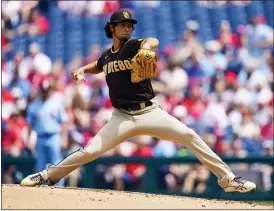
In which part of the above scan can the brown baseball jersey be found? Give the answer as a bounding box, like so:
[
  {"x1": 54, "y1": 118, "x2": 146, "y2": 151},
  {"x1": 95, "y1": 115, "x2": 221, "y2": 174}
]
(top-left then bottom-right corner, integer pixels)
[{"x1": 96, "y1": 39, "x2": 155, "y2": 108}]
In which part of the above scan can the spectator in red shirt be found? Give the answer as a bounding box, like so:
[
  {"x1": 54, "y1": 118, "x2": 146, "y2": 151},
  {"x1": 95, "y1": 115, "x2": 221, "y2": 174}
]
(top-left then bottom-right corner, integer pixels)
[
  {"x1": 183, "y1": 86, "x2": 205, "y2": 120},
  {"x1": 18, "y1": 9, "x2": 49, "y2": 36},
  {"x1": 260, "y1": 109, "x2": 273, "y2": 140},
  {"x1": 2, "y1": 113, "x2": 27, "y2": 157},
  {"x1": 218, "y1": 20, "x2": 241, "y2": 49},
  {"x1": 126, "y1": 136, "x2": 154, "y2": 181},
  {"x1": 103, "y1": 1, "x2": 120, "y2": 14},
  {"x1": 28, "y1": 9, "x2": 49, "y2": 36},
  {"x1": 2, "y1": 33, "x2": 8, "y2": 48}
]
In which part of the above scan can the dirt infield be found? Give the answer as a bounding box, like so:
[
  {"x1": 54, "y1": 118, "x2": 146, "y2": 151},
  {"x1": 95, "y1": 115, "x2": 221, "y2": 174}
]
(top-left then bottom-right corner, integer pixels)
[{"x1": 1, "y1": 184, "x2": 272, "y2": 209}]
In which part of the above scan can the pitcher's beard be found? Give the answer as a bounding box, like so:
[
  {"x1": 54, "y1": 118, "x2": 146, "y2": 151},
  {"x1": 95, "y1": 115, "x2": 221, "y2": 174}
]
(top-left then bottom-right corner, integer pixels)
[{"x1": 119, "y1": 36, "x2": 130, "y2": 43}]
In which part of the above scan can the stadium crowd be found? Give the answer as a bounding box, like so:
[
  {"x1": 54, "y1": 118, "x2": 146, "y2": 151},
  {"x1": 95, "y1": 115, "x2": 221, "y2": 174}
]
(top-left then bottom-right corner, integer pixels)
[{"x1": 2, "y1": 1, "x2": 273, "y2": 192}]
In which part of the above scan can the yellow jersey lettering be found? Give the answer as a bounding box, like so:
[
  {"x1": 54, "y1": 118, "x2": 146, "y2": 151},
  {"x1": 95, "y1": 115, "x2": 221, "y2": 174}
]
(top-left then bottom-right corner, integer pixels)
[
  {"x1": 124, "y1": 60, "x2": 132, "y2": 69},
  {"x1": 103, "y1": 64, "x2": 107, "y2": 75},
  {"x1": 108, "y1": 62, "x2": 114, "y2": 74},
  {"x1": 113, "y1": 61, "x2": 119, "y2": 72},
  {"x1": 118, "y1": 60, "x2": 126, "y2": 71}
]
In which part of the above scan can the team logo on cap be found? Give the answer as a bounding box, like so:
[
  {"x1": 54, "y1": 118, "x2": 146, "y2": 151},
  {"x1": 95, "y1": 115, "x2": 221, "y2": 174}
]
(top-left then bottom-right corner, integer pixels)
[{"x1": 123, "y1": 11, "x2": 129, "y2": 18}]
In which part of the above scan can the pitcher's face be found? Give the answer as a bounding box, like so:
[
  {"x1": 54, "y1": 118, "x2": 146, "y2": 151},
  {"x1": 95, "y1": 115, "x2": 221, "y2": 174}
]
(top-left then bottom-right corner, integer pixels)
[{"x1": 112, "y1": 21, "x2": 134, "y2": 41}]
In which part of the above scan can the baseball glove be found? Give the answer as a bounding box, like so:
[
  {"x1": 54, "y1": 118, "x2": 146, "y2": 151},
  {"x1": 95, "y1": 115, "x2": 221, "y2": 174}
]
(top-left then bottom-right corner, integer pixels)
[{"x1": 131, "y1": 48, "x2": 157, "y2": 83}]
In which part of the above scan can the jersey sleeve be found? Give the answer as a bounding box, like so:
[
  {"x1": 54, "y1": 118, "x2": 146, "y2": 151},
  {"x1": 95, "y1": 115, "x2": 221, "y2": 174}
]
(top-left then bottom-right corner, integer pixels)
[
  {"x1": 122, "y1": 38, "x2": 147, "y2": 58},
  {"x1": 126, "y1": 38, "x2": 147, "y2": 51},
  {"x1": 96, "y1": 55, "x2": 104, "y2": 71}
]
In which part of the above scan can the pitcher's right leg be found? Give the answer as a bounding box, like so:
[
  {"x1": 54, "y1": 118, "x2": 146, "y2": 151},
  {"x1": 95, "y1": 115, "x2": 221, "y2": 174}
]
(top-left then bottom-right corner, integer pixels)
[
  {"x1": 21, "y1": 109, "x2": 138, "y2": 186},
  {"x1": 135, "y1": 106, "x2": 256, "y2": 193}
]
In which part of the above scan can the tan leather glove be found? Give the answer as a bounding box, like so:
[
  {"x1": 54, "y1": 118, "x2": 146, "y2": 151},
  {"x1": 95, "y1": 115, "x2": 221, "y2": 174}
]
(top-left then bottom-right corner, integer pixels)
[{"x1": 131, "y1": 48, "x2": 157, "y2": 83}]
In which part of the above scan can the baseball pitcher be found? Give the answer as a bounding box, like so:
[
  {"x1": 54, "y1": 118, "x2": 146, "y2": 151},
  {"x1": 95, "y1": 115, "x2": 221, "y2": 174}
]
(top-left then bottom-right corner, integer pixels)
[{"x1": 21, "y1": 9, "x2": 256, "y2": 193}]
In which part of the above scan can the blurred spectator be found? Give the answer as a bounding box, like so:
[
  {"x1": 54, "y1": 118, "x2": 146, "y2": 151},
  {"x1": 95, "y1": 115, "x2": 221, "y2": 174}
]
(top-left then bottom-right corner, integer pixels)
[
  {"x1": 239, "y1": 111, "x2": 261, "y2": 139},
  {"x1": 83, "y1": 1, "x2": 105, "y2": 16},
  {"x1": 2, "y1": 10, "x2": 15, "y2": 56},
  {"x1": 218, "y1": 20, "x2": 241, "y2": 49},
  {"x1": 231, "y1": 138, "x2": 248, "y2": 158},
  {"x1": 4, "y1": 51, "x2": 28, "y2": 80},
  {"x1": 2, "y1": 112, "x2": 28, "y2": 158},
  {"x1": 165, "y1": 162, "x2": 210, "y2": 193},
  {"x1": 6, "y1": 60, "x2": 31, "y2": 99},
  {"x1": 173, "y1": 20, "x2": 203, "y2": 64},
  {"x1": 2, "y1": 1, "x2": 21, "y2": 28},
  {"x1": 165, "y1": 164, "x2": 190, "y2": 192},
  {"x1": 140, "y1": 1, "x2": 161, "y2": 8},
  {"x1": 183, "y1": 51, "x2": 207, "y2": 85},
  {"x1": 18, "y1": 8, "x2": 49, "y2": 36},
  {"x1": 125, "y1": 136, "x2": 154, "y2": 189},
  {"x1": 103, "y1": 1, "x2": 120, "y2": 14},
  {"x1": 243, "y1": 15, "x2": 273, "y2": 68},
  {"x1": 239, "y1": 112, "x2": 263, "y2": 155},
  {"x1": 25, "y1": 79, "x2": 68, "y2": 186},
  {"x1": 50, "y1": 60, "x2": 67, "y2": 92},
  {"x1": 182, "y1": 164, "x2": 210, "y2": 193},
  {"x1": 159, "y1": 60, "x2": 188, "y2": 94},
  {"x1": 233, "y1": 85, "x2": 256, "y2": 107},
  {"x1": 154, "y1": 139, "x2": 177, "y2": 158},
  {"x1": 71, "y1": 90, "x2": 91, "y2": 130},
  {"x1": 199, "y1": 40, "x2": 228, "y2": 77},
  {"x1": 58, "y1": 1, "x2": 87, "y2": 15},
  {"x1": 258, "y1": 140, "x2": 273, "y2": 191},
  {"x1": 82, "y1": 1, "x2": 119, "y2": 16},
  {"x1": 225, "y1": 49, "x2": 243, "y2": 76},
  {"x1": 262, "y1": 140, "x2": 273, "y2": 157},
  {"x1": 186, "y1": 20, "x2": 200, "y2": 33},
  {"x1": 259, "y1": 106, "x2": 273, "y2": 141},
  {"x1": 85, "y1": 45, "x2": 102, "y2": 64},
  {"x1": 230, "y1": 1, "x2": 251, "y2": 6},
  {"x1": 29, "y1": 9, "x2": 49, "y2": 35},
  {"x1": 2, "y1": 89, "x2": 16, "y2": 122},
  {"x1": 99, "y1": 141, "x2": 135, "y2": 190},
  {"x1": 21, "y1": 1, "x2": 40, "y2": 22},
  {"x1": 183, "y1": 86, "x2": 206, "y2": 122},
  {"x1": 197, "y1": 1, "x2": 251, "y2": 7},
  {"x1": 28, "y1": 43, "x2": 52, "y2": 76},
  {"x1": 2, "y1": 165, "x2": 24, "y2": 185}
]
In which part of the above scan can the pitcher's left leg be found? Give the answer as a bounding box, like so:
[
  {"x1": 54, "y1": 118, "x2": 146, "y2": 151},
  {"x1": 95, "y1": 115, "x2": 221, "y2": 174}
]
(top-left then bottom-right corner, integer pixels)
[{"x1": 136, "y1": 107, "x2": 256, "y2": 193}]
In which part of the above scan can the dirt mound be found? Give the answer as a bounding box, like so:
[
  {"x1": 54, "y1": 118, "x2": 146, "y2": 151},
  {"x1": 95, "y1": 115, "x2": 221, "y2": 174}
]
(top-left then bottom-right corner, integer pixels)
[{"x1": 2, "y1": 184, "x2": 271, "y2": 209}]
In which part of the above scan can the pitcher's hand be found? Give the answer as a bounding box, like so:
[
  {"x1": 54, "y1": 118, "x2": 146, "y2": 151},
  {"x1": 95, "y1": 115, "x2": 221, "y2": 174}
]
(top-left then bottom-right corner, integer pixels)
[{"x1": 71, "y1": 68, "x2": 86, "y2": 82}]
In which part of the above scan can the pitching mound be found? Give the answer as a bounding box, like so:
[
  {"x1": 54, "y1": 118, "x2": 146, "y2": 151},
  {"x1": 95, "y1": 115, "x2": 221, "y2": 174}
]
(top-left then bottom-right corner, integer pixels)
[{"x1": 2, "y1": 184, "x2": 271, "y2": 209}]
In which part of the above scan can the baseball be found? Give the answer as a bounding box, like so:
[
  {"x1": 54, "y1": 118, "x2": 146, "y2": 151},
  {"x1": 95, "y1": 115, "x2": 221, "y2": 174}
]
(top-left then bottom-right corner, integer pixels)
[{"x1": 76, "y1": 74, "x2": 85, "y2": 82}]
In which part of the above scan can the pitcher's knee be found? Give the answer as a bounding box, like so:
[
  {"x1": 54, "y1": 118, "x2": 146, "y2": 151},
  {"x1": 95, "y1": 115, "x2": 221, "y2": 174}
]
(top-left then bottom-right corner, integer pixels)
[{"x1": 185, "y1": 128, "x2": 199, "y2": 140}]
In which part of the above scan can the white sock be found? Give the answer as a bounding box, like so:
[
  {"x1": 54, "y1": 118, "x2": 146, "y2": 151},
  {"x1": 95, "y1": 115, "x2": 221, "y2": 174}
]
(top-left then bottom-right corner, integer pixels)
[
  {"x1": 218, "y1": 173, "x2": 235, "y2": 188},
  {"x1": 40, "y1": 170, "x2": 49, "y2": 181}
]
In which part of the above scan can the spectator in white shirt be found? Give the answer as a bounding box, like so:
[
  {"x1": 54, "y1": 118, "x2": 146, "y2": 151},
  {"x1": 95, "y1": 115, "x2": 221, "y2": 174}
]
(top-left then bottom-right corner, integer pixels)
[
  {"x1": 29, "y1": 43, "x2": 52, "y2": 75},
  {"x1": 159, "y1": 60, "x2": 188, "y2": 94},
  {"x1": 245, "y1": 15, "x2": 273, "y2": 64},
  {"x1": 200, "y1": 97, "x2": 230, "y2": 131},
  {"x1": 58, "y1": 1, "x2": 87, "y2": 15}
]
